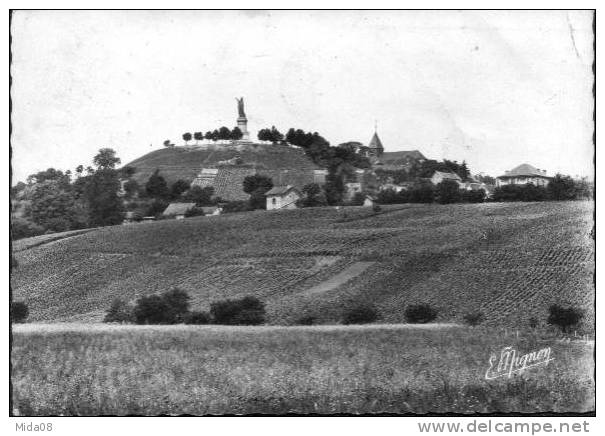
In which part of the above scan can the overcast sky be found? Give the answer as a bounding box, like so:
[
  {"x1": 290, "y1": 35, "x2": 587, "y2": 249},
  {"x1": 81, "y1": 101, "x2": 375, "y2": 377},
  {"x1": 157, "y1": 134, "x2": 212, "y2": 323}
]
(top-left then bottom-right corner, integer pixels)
[{"x1": 10, "y1": 10, "x2": 594, "y2": 183}]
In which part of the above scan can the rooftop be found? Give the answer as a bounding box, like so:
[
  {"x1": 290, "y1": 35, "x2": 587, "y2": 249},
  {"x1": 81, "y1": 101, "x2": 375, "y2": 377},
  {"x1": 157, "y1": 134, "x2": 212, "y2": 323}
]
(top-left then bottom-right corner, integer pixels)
[
  {"x1": 266, "y1": 185, "x2": 299, "y2": 196},
  {"x1": 162, "y1": 202, "x2": 196, "y2": 216},
  {"x1": 368, "y1": 132, "x2": 384, "y2": 150},
  {"x1": 499, "y1": 163, "x2": 550, "y2": 178},
  {"x1": 433, "y1": 170, "x2": 462, "y2": 181}
]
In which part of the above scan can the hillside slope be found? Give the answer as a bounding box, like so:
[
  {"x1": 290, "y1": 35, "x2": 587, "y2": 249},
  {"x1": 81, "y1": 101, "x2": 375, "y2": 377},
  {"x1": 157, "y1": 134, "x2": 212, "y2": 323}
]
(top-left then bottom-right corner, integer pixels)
[
  {"x1": 124, "y1": 143, "x2": 322, "y2": 186},
  {"x1": 11, "y1": 201, "x2": 594, "y2": 328}
]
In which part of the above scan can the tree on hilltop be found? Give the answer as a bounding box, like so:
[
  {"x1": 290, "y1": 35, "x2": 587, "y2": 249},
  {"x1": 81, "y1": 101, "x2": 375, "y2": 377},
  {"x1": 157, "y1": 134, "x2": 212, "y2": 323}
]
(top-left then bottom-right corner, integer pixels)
[
  {"x1": 182, "y1": 132, "x2": 192, "y2": 146},
  {"x1": 218, "y1": 126, "x2": 232, "y2": 141},
  {"x1": 194, "y1": 132, "x2": 203, "y2": 145},
  {"x1": 231, "y1": 126, "x2": 243, "y2": 140},
  {"x1": 163, "y1": 139, "x2": 174, "y2": 148},
  {"x1": 258, "y1": 126, "x2": 284, "y2": 144}
]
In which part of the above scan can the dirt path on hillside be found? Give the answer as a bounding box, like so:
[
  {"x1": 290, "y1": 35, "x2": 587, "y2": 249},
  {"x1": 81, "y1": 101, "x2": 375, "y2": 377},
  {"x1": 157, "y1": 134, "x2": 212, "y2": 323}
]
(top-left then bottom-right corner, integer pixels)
[{"x1": 303, "y1": 261, "x2": 375, "y2": 296}]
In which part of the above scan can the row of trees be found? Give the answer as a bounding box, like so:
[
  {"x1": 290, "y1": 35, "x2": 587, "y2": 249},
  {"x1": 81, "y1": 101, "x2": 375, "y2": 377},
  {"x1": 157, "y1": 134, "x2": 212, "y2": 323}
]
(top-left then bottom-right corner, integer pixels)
[
  {"x1": 492, "y1": 175, "x2": 592, "y2": 202},
  {"x1": 374, "y1": 175, "x2": 592, "y2": 207},
  {"x1": 165, "y1": 127, "x2": 245, "y2": 147},
  {"x1": 374, "y1": 159, "x2": 472, "y2": 184},
  {"x1": 375, "y1": 180, "x2": 485, "y2": 205}
]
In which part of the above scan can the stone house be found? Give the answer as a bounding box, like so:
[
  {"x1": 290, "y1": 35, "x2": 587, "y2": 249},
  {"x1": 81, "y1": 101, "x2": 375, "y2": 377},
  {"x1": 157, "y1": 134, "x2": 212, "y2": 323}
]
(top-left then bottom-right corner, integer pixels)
[{"x1": 265, "y1": 185, "x2": 301, "y2": 210}]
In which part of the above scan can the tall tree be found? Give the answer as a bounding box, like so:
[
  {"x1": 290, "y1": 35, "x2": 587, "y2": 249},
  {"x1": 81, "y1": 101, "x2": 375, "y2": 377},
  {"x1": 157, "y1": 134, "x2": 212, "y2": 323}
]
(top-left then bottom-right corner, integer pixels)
[
  {"x1": 182, "y1": 186, "x2": 215, "y2": 206},
  {"x1": 26, "y1": 168, "x2": 71, "y2": 186},
  {"x1": 231, "y1": 127, "x2": 243, "y2": 140},
  {"x1": 93, "y1": 148, "x2": 121, "y2": 170},
  {"x1": 182, "y1": 132, "x2": 192, "y2": 145},
  {"x1": 218, "y1": 126, "x2": 232, "y2": 141},
  {"x1": 170, "y1": 179, "x2": 191, "y2": 200},
  {"x1": 27, "y1": 180, "x2": 81, "y2": 231},
  {"x1": 145, "y1": 169, "x2": 170, "y2": 199},
  {"x1": 243, "y1": 175, "x2": 273, "y2": 210},
  {"x1": 84, "y1": 169, "x2": 124, "y2": 227},
  {"x1": 194, "y1": 132, "x2": 203, "y2": 145},
  {"x1": 547, "y1": 174, "x2": 578, "y2": 200}
]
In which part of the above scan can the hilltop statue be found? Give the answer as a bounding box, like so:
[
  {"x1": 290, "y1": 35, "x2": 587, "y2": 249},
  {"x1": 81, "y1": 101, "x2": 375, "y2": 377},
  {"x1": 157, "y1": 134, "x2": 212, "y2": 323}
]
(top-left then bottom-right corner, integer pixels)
[
  {"x1": 235, "y1": 97, "x2": 250, "y2": 141},
  {"x1": 236, "y1": 97, "x2": 246, "y2": 118}
]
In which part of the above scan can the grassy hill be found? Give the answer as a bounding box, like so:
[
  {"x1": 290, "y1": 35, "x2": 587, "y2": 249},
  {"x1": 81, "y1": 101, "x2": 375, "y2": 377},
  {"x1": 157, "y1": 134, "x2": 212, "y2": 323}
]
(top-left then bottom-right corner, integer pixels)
[
  {"x1": 124, "y1": 143, "x2": 321, "y2": 186},
  {"x1": 11, "y1": 201, "x2": 594, "y2": 329}
]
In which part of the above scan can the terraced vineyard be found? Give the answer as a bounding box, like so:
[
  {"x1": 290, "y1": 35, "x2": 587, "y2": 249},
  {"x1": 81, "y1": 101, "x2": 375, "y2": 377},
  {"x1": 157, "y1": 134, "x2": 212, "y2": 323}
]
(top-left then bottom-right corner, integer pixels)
[{"x1": 11, "y1": 201, "x2": 594, "y2": 329}]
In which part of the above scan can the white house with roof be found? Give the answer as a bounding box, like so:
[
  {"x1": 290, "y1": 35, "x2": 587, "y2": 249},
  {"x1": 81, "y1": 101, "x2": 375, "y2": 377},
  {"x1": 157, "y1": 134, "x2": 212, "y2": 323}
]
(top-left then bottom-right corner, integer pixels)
[
  {"x1": 496, "y1": 164, "x2": 551, "y2": 187},
  {"x1": 265, "y1": 185, "x2": 301, "y2": 210}
]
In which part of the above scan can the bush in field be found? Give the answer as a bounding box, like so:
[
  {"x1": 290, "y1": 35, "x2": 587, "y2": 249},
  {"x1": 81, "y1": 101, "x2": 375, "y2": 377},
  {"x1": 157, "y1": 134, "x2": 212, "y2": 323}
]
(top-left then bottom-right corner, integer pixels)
[
  {"x1": 210, "y1": 296, "x2": 265, "y2": 325},
  {"x1": 184, "y1": 311, "x2": 211, "y2": 325},
  {"x1": 405, "y1": 304, "x2": 438, "y2": 323},
  {"x1": 133, "y1": 295, "x2": 170, "y2": 324},
  {"x1": 103, "y1": 298, "x2": 134, "y2": 323},
  {"x1": 548, "y1": 174, "x2": 579, "y2": 201},
  {"x1": 162, "y1": 288, "x2": 191, "y2": 323},
  {"x1": 372, "y1": 204, "x2": 382, "y2": 213},
  {"x1": 10, "y1": 301, "x2": 29, "y2": 323},
  {"x1": 342, "y1": 303, "x2": 379, "y2": 324},
  {"x1": 492, "y1": 184, "x2": 548, "y2": 202},
  {"x1": 409, "y1": 183, "x2": 435, "y2": 203},
  {"x1": 547, "y1": 304, "x2": 583, "y2": 333},
  {"x1": 462, "y1": 311, "x2": 484, "y2": 326},
  {"x1": 461, "y1": 189, "x2": 485, "y2": 203}
]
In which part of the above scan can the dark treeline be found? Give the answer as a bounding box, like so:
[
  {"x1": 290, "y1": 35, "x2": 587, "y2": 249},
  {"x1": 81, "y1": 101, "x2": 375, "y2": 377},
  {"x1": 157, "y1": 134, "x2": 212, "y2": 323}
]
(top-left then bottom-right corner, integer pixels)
[
  {"x1": 375, "y1": 175, "x2": 592, "y2": 206},
  {"x1": 10, "y1": 148, "x2": 224, "y2": 240}
]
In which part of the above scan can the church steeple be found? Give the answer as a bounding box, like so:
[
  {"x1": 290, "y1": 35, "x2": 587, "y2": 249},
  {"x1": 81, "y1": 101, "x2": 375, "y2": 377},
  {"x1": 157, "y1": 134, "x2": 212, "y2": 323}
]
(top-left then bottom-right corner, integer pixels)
[{"x1": 368, "y1": 125, "x2": 384, "y2": 157}]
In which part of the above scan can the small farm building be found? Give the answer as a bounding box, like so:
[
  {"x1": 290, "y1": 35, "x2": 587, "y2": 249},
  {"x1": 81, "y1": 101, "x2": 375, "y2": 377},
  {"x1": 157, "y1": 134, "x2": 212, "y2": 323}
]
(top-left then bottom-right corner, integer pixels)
[
  {"x1": 265, "y1": 185, "x2": 301, "y2": 210},
  {"x1": 162, "y1": 202, "x2": 196, "y2": 219}
]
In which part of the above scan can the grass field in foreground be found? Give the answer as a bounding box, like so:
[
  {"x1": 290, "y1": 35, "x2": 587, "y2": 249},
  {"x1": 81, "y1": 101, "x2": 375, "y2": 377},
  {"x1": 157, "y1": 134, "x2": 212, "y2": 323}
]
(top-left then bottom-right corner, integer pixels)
[{"x1": 11, "y1": 324, "x2": 594, "y2": 415}]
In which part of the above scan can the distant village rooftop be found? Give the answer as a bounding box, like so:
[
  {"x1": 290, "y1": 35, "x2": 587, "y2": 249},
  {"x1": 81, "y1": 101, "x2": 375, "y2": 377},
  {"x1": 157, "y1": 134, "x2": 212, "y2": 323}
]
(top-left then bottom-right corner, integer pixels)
[{"x1": 498, "y1": 163, "x2": 550, "y2": 179}]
